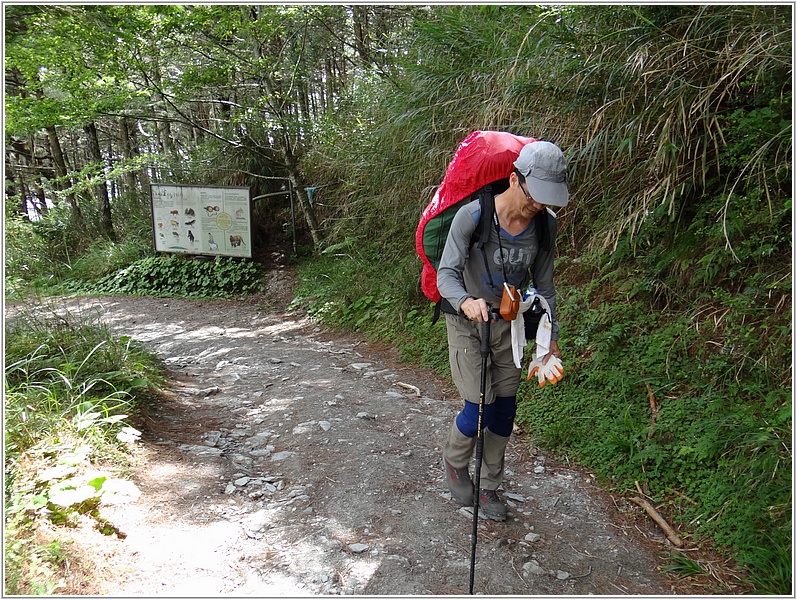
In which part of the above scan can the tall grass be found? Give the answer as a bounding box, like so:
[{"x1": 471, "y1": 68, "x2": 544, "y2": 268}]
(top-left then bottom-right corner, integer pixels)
[
  {"x1": 5, "y1": 189, "x2": 155, "y2": 301},
  {"x1": 569, "y1": 5, "x2": 791, "y2": 253},
  {"x1": 4, "y1": 304, "x2": 164, "y2": 594},
  {"x1": 3, "y1": 3, "x2": 790, "y2": 594}
]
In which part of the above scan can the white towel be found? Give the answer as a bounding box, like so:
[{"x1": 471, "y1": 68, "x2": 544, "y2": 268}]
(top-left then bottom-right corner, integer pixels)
[
  {"x1": 533, "y1": 293, "x2": 552, "y2": 359},
  {"x1": 510, "y1": 292, "x2": 553, "y2": 368},
  {"x1": 509, "y1": 291, "x2": 545, "y2": 368},
  {"x1": 510, "y1": 310, "x2": 528, "y2": 369},
  {"x1": 510, "y1": 291, "x2": 533, "y2": 368},
  {"x1": 535, "y1": 311, "x2": 552, "y2": 360}
]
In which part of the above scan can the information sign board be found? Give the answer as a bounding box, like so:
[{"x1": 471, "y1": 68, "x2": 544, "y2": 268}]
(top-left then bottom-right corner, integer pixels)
[{"x1": 150, "y1": 184, "x2": 252, "y2": 258}]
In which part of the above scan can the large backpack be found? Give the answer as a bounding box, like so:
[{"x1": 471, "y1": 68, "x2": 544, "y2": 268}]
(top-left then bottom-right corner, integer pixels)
[{"x1": 416, "y1": 131, "x2": 554, "y2": 320}]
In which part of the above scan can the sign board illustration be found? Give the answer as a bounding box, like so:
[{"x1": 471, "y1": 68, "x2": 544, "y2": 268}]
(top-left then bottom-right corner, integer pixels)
[{"x1": 150, "y1": 184, "x2": 252, "y2": 258}]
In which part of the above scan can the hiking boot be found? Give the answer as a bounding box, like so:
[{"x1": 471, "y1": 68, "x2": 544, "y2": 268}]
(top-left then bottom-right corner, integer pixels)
[
  {"x1": 442, "y1": 457, "x2": 473, "y2": 506},
  {"x1": 478, "y1": 489, "x2": 507, "y2": 521}
]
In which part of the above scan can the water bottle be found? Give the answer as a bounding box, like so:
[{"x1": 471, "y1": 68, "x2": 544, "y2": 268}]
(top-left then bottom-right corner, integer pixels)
[
  {"x1": 523, "y1": 285, "x2": 543, "y2": 315},
  {"x1": 523, "y1": 285, "x2": 544, "y2": 339}
]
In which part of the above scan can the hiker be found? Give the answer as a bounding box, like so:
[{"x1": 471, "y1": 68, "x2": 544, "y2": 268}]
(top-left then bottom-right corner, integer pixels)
[{"x1": 438, "y1": 140, "x2": 569, "y2": 521}]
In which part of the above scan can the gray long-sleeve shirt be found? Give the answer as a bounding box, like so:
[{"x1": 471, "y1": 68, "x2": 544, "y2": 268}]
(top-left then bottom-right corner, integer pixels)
[{"x1": 437, "y1": 199, "x2": 559, "y2": 340}]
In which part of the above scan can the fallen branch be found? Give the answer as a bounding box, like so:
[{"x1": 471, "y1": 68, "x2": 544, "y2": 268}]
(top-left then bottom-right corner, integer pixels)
[
  {"x1": 629, "y1": 496, "x2": 683, "y2": 547},
  {"x1": 668, "y1": 487, "x2": 697, "y2": 505},
  {"x1": 397, "y1": 382, "x2": 421, "y2": 397},
  {"x1": 571, "y1": 565, "x2": 592, "y2": 579}
]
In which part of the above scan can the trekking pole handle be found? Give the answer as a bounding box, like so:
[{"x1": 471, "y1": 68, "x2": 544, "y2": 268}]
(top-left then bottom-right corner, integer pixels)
[{"x1": 480, "y1": 312, "x2": 494, "y2": 357}]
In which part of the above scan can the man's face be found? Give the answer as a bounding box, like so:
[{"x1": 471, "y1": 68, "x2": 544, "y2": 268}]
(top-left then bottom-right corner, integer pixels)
[{"x1": 518, "y1": 178, "x2": 545, "y2": 219}]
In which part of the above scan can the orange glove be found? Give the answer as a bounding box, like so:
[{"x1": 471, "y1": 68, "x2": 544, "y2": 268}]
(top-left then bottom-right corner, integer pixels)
[{"x1": 526, "y1": 356, "x2": 564, "y2": 388}]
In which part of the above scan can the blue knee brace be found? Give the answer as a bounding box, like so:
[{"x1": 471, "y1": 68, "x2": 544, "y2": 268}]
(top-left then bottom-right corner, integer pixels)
[
  {"x1": 490, "y1": 395, "x2": 517, "y2": 437},
  {"x1": 455, "y1": 396, "x2": 516, "y2": 438},
  {"x1": 455, "y1": 401, "x2": 482, "y2": 438}
]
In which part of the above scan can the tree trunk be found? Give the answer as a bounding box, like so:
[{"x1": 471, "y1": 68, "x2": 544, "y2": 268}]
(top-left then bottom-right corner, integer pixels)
[
  {"x1": 129, "y1": 120, "x2": 151, "y2": 188},
  {"x1": 157, "y1": 114, "x2": 176, "y2": 156},
  {"x1": 32, "y1": 177, "x2": 48, "y2": 216},
  {"x1": 352, "y1": 6, "x2": 371, "y2": 64},
  {"x1": 83, "y1": 121, "x2": 116, "y2": 240},
  {"x1": 325, "y1": 58, "x2": 334, "y2": 111},
  {"x1": 118, "y1": 117, "x2": 139, "y2": 193},
  {"x1": 44, "y1": 124, "x2": 84, "y2": 228},
  {"x1": 289, "y1": 173, "x2": 323, "y2": 251},
  {"x1": 244, "y1": 10, "x2": 323, "y2": 251},
  {"x1": 149, "y1": 57, "x2": 176, "y2": 156},
  {"x1": 6, "y1": 149, "x2": 28, "y2": 217},
  {"x1": 281, "y1": 134, "x2": 322, "y2": 250}
]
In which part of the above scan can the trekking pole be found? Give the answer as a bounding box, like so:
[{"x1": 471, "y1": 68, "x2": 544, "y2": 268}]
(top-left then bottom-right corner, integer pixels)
[{"x1": 469, "y1": 313, "x2": 492, "y2": 594}]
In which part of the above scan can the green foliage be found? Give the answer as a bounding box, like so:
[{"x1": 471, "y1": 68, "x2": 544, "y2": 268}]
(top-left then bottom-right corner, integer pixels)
[
  {"x1": 293, "y1": 246, "x2": 411, "y2": 328},
  {"x1": 5, "y1": 190, "x2": 156, "y2": 301},
  {"x1": 73, "y1": 255, "x2": 263, "y2": 298},
  {"x1": 394, "y1": 306, "x2": 451, "y2": 379},
  {"x1": 5, "y1": 306, "x2": 163, "y2": 460},
  {"x1": 4, "y1": 306, "x2": 163, "y2": 594},
  {"x1": 68, "y1": 239, "x2": 152, "y2": 284},
  {"x1": 5, "y1": 208, "x2": 82, "y2": 296},
  {"x1": 5, "y1": 5, "x2": 154, "y2": 133},
  {"x1": 512, "y1": 252, "x2": 791, "y2": 594},
  {"x1": 567, "y1": 5, "x2": 791, "y2": 253},
  {"x1": 661, "y1": 553, "x2": 705, "y2": 579},
  {"x1": 4, "y1": 508, "x2": 65, "y2": 595},
  {"x1": 745, "y1": 541, "x2": 793, "y2": 595},
  {"x1": 293, "y1": 249, "x2": 451, "y2": 379}
]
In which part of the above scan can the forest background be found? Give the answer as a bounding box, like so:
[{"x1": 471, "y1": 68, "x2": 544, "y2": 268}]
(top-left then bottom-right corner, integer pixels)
[{"x1": 4, "y1": 4, "x2": 792, "y2": 595}]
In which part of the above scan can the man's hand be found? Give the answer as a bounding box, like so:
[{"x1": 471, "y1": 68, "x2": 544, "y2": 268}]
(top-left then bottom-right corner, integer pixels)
[
  {"x1": 527, "y1": 339, "x2": 563, "y2": 389},
  {"x1": 541, "y1": 339, "x2": 560, "y2": 365},
  {"x1": 460, "y1": 297, "x2": 490, "y2": 322}
]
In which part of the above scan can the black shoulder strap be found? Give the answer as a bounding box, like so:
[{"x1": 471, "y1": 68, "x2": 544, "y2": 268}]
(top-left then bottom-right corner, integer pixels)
[
  {"x1": 473, "y1": 185, "x2": 494, "y2": 249},
  {"x1": 432, "y1": 300, "x2": 443, "y2": 325},
  {"x1": 534, "y1": 208, "x2": 557, "y2": 252},
  {"x1": 432, "y1": 297, "x2": 458, "y2": 324},
  {"x1": 474, "y1": 185, "x2": 497, "y2": 292}
]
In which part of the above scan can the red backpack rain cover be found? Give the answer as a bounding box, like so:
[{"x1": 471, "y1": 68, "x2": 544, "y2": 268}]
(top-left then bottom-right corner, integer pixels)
[{"x1": 415, "y1": 130, "x2": 537, "y2": 303}]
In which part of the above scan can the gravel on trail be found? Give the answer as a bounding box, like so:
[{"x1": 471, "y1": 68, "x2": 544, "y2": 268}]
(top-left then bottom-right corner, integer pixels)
[{"x1": 28, "y1": 293, "x2": 712, "y2": 596}]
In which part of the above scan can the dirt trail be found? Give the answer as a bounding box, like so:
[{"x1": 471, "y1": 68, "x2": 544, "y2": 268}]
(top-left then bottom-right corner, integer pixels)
[{"x1": 44, "y1": 293, "x2": 706, "y2": 596}]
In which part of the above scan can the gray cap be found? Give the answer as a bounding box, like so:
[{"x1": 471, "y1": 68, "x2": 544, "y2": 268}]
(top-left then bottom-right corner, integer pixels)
[{"x1": 513, "y1": 141, "x2": 569, "y2": 207}]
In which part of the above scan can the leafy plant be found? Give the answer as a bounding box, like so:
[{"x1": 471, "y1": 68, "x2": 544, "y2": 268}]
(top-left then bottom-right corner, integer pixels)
[
  {"x1": 661, "y1": 553, "x2": 705, "y2": 578},
  {"x1": 73, "y1": 255, "x2": 263, "y2": 298},
  {"x1": 4, "y1": 306, "x2": 162, "y2": 594},
  {"x1": 511, "y1": 250, "x2": 791, "y2": 593},
  {"x1": 4, "y1": 507, "x2": 65, "y2": 595}
]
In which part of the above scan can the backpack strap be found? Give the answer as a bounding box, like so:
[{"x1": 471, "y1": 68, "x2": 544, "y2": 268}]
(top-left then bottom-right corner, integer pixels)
[
  {"x1": 473, "y1": 185, "x2": 497, "y2": 293},
  {"x1": 431, "y1": 186, "x2": 496, "y2": 325},
  {"x1": 535, "y1": 207, "x2": 556, "y2": 252},
  {"x1": 432, "y1": 297, "x2": 456, "y2": 325}
]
